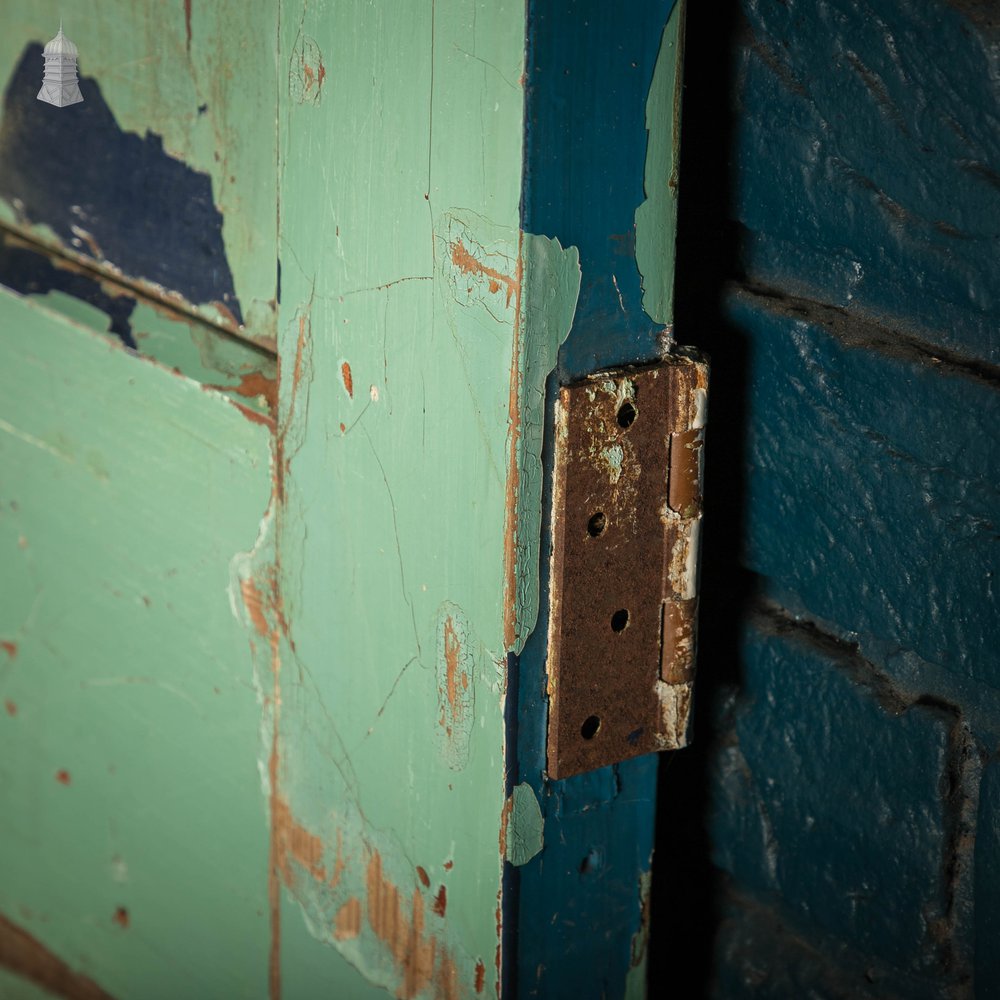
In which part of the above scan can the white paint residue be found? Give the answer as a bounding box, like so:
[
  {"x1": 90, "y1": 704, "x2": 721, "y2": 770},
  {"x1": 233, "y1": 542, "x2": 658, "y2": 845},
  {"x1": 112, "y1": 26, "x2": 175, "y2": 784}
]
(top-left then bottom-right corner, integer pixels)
[
  {"x1": 612, "y1": 274, "x2": 626, "y2": 315},
  {"x1": 0, "y1": 417, "x2": 73, "y2": 462},
  {"x1": 110, "y1": 856, "x2": 128, "y2": 883},
  {"x1": 682, "y1": 517, "x2": 702, "y2": 600},
  {"x1": 692, "y1": 387, "x2": 708, "y2": 429},
  {"x1": 654, "y1": 679, "x2": 693, "y2": 749},
  {"x1": 227, "y1": 501, "x2": 274, "y2": 631}
]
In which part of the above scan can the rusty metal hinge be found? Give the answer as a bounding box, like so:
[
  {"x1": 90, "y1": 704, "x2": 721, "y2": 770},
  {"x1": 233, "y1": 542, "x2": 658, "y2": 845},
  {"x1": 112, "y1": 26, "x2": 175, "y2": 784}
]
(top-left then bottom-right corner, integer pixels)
[{"x1": 545, "y1": 352, "x2": 709, "y2": 779}]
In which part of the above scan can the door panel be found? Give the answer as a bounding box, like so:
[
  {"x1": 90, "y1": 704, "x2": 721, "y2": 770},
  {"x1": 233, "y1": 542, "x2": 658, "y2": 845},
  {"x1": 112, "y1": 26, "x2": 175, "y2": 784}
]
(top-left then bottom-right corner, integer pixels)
[{"x1": 0, "y1": 2, "x2": 689, "y2": 997}]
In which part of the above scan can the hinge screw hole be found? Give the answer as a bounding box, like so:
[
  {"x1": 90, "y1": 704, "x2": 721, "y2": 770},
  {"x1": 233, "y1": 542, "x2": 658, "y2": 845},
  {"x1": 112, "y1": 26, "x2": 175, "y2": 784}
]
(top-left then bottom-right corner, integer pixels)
[
  {"x1": 587, "y1": 512, "x2": 606, "y2": 537},
  {"x1": 611, "y1": 609, "x2": 629, "y2": 632},
  {"x1": 617, "y1": 401, "x2": 637, "y2": 428},
  {"x1": 581, "y1": 715, "x2": 601, "y2": 740}
]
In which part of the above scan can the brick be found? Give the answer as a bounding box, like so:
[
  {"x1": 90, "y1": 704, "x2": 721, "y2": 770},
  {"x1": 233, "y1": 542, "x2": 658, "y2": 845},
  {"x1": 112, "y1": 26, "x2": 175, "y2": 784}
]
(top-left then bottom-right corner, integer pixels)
[
  {"x1": 711, "y1": 884, "x2": 946, "y2": 1000},
  {"x1": 975, "y1": 755, "x2": 1000, "y2": 998},
  {"x1": 709, "y1": 615, "x2": 970, "y2": 983},
  {"x1": 729, "y1": 287, "x2": 1000, "y2": 700},
  {"x1": 731, "y1": 0, "x2": 1000, "y2": 365}
]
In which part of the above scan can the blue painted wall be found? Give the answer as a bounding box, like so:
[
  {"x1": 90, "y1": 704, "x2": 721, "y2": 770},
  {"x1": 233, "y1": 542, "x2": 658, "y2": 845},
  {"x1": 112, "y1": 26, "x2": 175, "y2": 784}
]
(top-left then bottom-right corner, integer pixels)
[{"x1": 655, "y1": 0, "x2": 1000, "y2": 996}]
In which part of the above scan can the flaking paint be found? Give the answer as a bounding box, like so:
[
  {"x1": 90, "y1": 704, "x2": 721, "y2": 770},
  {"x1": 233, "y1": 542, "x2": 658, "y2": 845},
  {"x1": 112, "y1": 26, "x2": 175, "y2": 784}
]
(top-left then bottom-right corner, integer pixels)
[
  {"x1": 634, "y1": 2, "x2": 685, "y2": 329},
  {"x1": 244, "y1": 3, "x2": 582, "y2": 995}
]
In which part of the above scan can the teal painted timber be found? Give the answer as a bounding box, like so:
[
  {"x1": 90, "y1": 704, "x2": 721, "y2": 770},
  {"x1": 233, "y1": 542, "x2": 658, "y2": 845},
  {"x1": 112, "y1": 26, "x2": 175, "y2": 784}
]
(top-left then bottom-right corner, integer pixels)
[
  {"x1": 252, "y1": 3, "x2": 580, "y2": 997},
  {"x1": 0, "y1": 4, "x2": 681, "y2": 996},
  {"x1": 0, "y1": 287, "x2": 274, "y2": 996}
]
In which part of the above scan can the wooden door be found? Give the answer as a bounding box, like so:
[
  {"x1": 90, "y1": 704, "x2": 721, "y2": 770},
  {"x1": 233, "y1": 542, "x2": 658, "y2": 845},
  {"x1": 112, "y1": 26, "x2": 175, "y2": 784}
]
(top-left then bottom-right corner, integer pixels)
[{"x1": 0, "y1": 2, "x2": 687, "y2": 997}]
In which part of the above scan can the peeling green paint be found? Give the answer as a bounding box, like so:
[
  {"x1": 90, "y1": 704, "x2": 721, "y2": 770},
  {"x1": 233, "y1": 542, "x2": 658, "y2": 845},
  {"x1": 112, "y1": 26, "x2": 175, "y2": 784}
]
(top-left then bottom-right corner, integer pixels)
[
  {"x1": 634, "y1": 0, "x2": 685, "y2": 328},
  {"x1": 254, "y1": 2, "x2": 579, "y2": 996},
  {"x1": 625, "y1": 868, "x2": 653, "y2": 999},
  {"x1": 0, "y1": 4, "x2": 592, "y2": 996},
  {"x1": 129, "y1": 303, "x2": 276, "y2": 416},
  {"x1": 436, "y1": 602, "x2": 478, "y2": 772},
  {"x1": 505, "y1": 783, "x2": 545, "y2": 867},
  {"x1": 510, "y1": 234, "x2": 581, "y2": 653},
  {"x1": 0, "y1": 287, "x2": 274, "y2": 997}
]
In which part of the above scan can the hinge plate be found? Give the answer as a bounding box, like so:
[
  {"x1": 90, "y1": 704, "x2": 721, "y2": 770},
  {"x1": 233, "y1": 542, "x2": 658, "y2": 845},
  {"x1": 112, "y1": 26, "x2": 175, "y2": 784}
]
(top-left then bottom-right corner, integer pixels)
[{"x1": 546, "y1": 352, "x2": 709, "y2": 779}]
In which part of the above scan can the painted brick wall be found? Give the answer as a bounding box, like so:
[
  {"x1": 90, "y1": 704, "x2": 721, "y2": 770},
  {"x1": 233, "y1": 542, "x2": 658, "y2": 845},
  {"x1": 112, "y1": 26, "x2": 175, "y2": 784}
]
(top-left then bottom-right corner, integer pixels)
[{"x1": 651, "y1": 1, "x2": 1000, "y2": 996}]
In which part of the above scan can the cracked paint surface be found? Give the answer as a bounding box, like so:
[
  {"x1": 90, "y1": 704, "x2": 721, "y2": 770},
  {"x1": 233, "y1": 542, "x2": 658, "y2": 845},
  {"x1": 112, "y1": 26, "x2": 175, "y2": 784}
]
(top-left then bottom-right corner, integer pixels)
[
  {"x1": 504, "y1": 784, "x2": 544, "y2": 867},
  {"x1": 225, "y1": 3, "x2": 583, "y2": 997},
  {"x1": 634, "y1": 3, "x2": 685, "y2": 329}
]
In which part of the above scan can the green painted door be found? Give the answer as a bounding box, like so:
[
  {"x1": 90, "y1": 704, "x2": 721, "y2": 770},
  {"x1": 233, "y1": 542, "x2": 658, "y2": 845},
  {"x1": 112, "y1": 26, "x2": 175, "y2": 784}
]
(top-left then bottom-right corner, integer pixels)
[{"x1": 0, "y1": 3, "x2": 687, "y2": 997}]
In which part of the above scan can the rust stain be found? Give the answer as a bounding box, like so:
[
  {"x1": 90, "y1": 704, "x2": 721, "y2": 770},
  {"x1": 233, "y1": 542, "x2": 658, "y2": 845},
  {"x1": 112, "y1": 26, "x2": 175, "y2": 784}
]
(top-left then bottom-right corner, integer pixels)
[
  {"x1": 474, "y1": 959, "x2": 486, "y2": 993},
  {"x1": 242, "y1": 570, "x2": 286, "y2": 1000},
  {"x1": 501, "y1": 233, "x2": 526, "y2": 649},
  {"x1": 365, "y1": 851, "x2": 437, "y2": 999},
  {"x1": 443, "y1": 860, "x2": 453, "y2": 871},
  {"x1": 435, "y1": 950, "x2": 459, "y2": 1000},
  {"x1": 273, "y1": 795, "x2": 327, "y2": 884},
  {"x1": 449, "y1": 239, "x2": 518, "y2": 309},
  {"x1": 241, "y1": 578, "x2": 270, "y2": 638},
  {"x1": 211, "y1": 300, "x2": 241, "y2": 330},
  {"x1": 443, "y1": 617, "x2": 461, "y2": 730},
  {"x1": 55, "y1": 770, "x2": 71, "y2": 786},
  {"x1": 112, "y1": 907, "x2": 129, "y2": 929},
  {"x1": 1, "y1": 641, "x2": 17, "y2": 660},
  {"x1": 498, "y1": 793, "x2": 513, "y2": 862},
  {"x1": 0, "y1": 914, "x2": 117, "y2": 1000},
  {"x1": 432, "y1": 885, "x2": 447, "y2": 918},
  {"x1": 268, "y1": 710, "x2": 281, "y2": 1000},
  {"x1": 231, "y1": 400, "x2": 277, "y2": 430},
  {"x1": 232, "y1": 372, "x2": 279, "y2": 415},
  {"x1": 334, "y1": 898, "x2": 361, "y2": 941},
  {"x1": 494, "y1": 891, "x2": 504, "y2": 999},
  {"x1": 4, "y1": 700, "x2": 16, "y2": 716},
  {"x1": 274, "y1": 308, "x2": 311, "y2": 506},
  {"x1": 416, "y1": 866, "x2": 431, "y2": 888},
  {"x1": 329, "y1": 829, "x2": 346, "y2": 888},
  {"x1": 341, "y1": 361, "x2": 354, "y2": 398},
  {"x1": 258, "y1": 301, "x2": 312, "y2": 1000},
  {"x1": 183, "y1": 0, "x2": 192, "y2": 54},
  {"x1": 290, "y1": 34, "x2": 326, "y2": 104},
  {"x1": 267, "y1": 744, "x2": 281, "y2": 1000}
]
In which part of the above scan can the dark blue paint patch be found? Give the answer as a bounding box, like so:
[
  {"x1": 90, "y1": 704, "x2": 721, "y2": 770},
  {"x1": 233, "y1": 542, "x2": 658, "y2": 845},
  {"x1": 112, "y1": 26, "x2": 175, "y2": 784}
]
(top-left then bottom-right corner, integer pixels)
[
  {"x1": 0, "y1": 45, "x2": 242, "y2": 324},
  {"x1": 523, "y1": 0, "x2": 677, "y2": 380},
  {"x1": 0, "y1": 238, "x2": 137, "y2": 348},
  {"x1": 513, "y1": 4, "x2": 678, "y2": 995}
]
